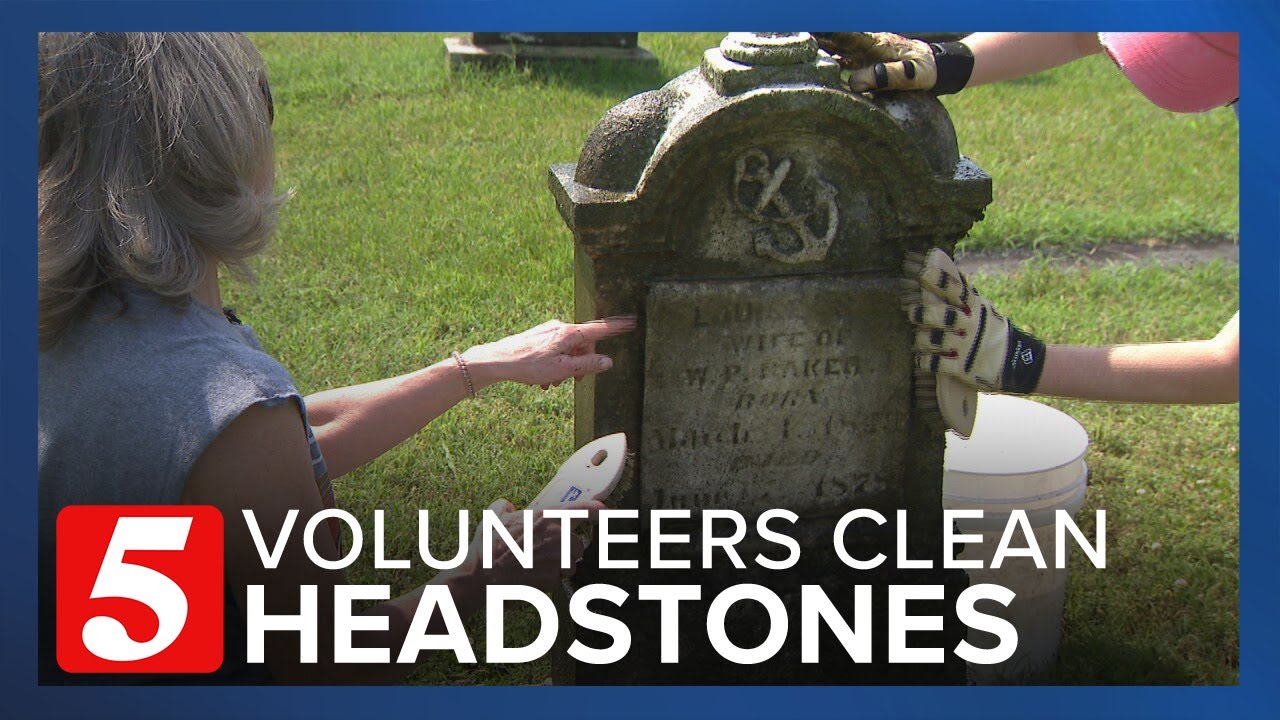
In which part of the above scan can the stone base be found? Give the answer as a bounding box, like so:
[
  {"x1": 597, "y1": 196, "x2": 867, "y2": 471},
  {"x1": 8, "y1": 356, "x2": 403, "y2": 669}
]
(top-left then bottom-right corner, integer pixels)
[
  {"x1": 444, "y1": 37, "x2": 659, "y2": 71},
  {"x1": 471, "y1": 32, "x2": 639, "y2": 48}
]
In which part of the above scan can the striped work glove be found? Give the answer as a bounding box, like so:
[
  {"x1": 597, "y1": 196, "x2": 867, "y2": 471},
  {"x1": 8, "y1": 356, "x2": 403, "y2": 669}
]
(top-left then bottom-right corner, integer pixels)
[
  {"x1": 902, "y1": 249, "x2": 1046, "y2": 394},
  {"x1": 811, "y1": 32, "x2": 975, "y2": 94}
]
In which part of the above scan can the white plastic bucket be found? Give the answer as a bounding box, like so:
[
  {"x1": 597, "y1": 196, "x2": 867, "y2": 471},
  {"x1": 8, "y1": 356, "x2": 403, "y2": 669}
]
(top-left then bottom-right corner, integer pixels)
[{"x1": 943, "y1": 393, "x2": 1090, "y2": 684}]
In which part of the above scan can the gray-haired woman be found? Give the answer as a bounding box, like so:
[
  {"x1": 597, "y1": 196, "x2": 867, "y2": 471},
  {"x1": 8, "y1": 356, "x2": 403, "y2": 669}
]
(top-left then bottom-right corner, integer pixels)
[{"x1": 37, "y1": 33, "x2": 632, "y2": 684}]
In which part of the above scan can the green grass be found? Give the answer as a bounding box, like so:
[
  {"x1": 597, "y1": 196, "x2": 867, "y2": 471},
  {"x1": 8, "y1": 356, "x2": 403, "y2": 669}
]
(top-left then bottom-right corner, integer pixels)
[
  {"x1": 976, "y1": 261, "x2": 1239, "y2": 685},
  {"x1": 227, "y1": 33, "x2": 1239, "y2": 685},
  {"x1": 943, "y1": 53, "x2": 1239, "y2": 250}
]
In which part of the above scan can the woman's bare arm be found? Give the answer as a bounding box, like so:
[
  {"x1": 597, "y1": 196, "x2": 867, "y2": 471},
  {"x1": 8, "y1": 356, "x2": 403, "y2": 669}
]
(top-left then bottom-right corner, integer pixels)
[
  {"x1": 305, "y1": 317, "x2": 635, "y2": 479},
  {"x1": 302, "y1": 360, "x2": 474, "y2": 480},
  {"x1": 1035, "y1": 315, "x2": 1238, "y2": 403},
  {"x1": 963, "y1": 32, "x2": 1104, "y2": 87},
  {"x1": 182, "y1": 402, "x2": 474, "y2": 684}
]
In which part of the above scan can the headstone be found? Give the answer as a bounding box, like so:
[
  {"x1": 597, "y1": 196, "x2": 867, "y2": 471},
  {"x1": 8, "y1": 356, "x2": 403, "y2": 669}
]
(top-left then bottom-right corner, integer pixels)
[
  {"x1": 549, "y1": 32, "x2": 992, "y2": 684},
  {"x1": 445, "y1": 33, "x2": 658, "y2": 71}
]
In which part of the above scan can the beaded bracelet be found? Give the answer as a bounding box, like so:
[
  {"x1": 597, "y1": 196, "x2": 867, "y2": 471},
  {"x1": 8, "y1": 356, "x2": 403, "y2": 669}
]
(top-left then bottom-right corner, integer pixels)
[{"x1": 451, "y1": 351, "x2": 477, "y2": 398}]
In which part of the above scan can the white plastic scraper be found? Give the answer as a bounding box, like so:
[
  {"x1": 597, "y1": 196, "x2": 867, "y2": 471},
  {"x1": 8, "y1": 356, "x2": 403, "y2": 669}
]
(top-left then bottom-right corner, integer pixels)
[{"x1": 528, "y1": 433, "x2": 628, "y2": 511}]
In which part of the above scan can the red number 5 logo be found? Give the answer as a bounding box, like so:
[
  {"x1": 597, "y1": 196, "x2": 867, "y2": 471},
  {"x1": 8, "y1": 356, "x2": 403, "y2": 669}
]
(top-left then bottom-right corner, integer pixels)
[{"x1": 56, "y1": 506, "x2": 224, "y2": 674}]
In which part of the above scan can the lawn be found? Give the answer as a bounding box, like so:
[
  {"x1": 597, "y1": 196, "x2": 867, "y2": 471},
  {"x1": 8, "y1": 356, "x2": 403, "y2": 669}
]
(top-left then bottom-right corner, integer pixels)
[
  {"x1": 230, "y1": 33, "x2": 1239, "y2": 685},
  {"x1": 977, "y1": 261, "x2": 1239, "y2": 685},
  {"x1": 943, "y1": 54, "x2": 1238, "y2": 249}
]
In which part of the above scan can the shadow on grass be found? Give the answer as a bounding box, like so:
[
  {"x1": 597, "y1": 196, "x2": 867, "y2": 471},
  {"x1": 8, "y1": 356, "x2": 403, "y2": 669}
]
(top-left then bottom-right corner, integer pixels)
[
  {"x1": 1046, "y1": 531, "x2": 1238, "y2": 685},
  {"x1": 526, "y1": 58, "x2": 671, "y2": 98},
  {"x1": 1045, "y1": 634, "x2": 1199, "y2": 685},
  {"x1": 1004, "y1": 73, "x2": 1059, "y2": 87}
]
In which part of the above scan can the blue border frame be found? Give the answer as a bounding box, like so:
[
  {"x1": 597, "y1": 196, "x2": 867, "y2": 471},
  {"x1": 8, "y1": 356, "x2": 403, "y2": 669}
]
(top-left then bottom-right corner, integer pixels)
[{"x1": 3, "y1": 2, "x2": 1276, "y2": 717}]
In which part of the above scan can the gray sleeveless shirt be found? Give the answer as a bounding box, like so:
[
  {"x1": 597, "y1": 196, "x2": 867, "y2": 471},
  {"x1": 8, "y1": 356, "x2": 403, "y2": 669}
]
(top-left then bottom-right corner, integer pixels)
[{"x1": 38, "y1": 285, "x2": 329, "y2": 684}]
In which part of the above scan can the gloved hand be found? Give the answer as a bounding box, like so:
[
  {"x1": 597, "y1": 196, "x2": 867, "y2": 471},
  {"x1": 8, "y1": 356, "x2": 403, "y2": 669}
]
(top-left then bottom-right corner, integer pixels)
[
  {"x1": 811, "y1": 32, "x2": 974, "y2": 94},
  {"x1": 902, "y1": 249, "x2": 1046, "y2": 394}
]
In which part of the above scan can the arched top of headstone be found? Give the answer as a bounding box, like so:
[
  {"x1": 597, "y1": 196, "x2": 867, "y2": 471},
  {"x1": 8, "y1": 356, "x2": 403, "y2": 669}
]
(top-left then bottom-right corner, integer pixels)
[
  {"x1": 574, "y1": 86, "x2": 676, "y2": 194},
  {"x1": 554, "y1": 33, "x2": 990, "y2": 267},
  {"x1": 566, "y1": 34, "x2": 977, "y2": 196}
]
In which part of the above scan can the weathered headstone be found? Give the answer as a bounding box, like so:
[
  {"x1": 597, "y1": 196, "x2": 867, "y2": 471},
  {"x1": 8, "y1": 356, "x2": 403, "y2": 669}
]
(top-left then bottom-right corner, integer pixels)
[
  {"x1": 549, "y1": 32, "x2": 992, "y2": 684},
  {"x1": 445, "y1": 33, "x2": 658, "y2": 71}
]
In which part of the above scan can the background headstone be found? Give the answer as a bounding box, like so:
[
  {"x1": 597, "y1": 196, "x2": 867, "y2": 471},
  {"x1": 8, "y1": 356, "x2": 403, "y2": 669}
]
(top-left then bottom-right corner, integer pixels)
[
  {"x1": 549, "y1": 32, "x2": 992, "y2": 684},
  {"x1": 445, "y1": 32, "x2": 657, "y2": 71}
]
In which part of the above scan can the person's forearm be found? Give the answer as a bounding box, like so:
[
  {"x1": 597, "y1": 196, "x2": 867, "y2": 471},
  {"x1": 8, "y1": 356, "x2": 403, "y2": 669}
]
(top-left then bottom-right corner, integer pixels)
[
  {"x1": 303, "y1": 317, "x2": 632, "y2": 477},
  {"x1": 1035, "y1": 340, "x2": 1238, "y2": 404},
  {"x1": 305, "y1": 358, "x2": 477, "y2": 478},
  {"x1": 963, "y1": 32, "x2": 1103, "y2": 87}
]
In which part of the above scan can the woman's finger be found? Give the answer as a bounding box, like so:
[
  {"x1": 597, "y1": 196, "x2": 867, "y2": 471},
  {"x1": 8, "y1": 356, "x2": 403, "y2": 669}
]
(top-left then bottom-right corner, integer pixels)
[
  {"x1": 565, "y1": 316, "x2": 637, "y2": 346},
  {"x1": 915, "y1": 249, "x2": 971, "y2": 309},
  {"x1": 570, "y1": 341, "x2": 596, "y2": 381},
  {"x1": 536, "y1": 500, "x2": 607, "y2": 535},
  {"x1": 555, "y1": 353, "x2": 614, "y2": 379},
  {"x1": 906, "y1": 295, "x2": 967, "y2": 331},
  {"x1": 915, "y1": 351, "x2": 961, "y2": 378},
  {"x1": 557, "y1": 500, "x2": 607, "y2": 527},
  {"x1": 914, "y1": 328, "x2": 965, "y2": 357}
]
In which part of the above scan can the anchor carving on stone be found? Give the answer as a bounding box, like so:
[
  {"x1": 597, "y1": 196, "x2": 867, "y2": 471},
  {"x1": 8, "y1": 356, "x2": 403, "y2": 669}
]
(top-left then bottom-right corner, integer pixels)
[{"x1": 732, "y1": 148, "x2": 839, "y2": 263}]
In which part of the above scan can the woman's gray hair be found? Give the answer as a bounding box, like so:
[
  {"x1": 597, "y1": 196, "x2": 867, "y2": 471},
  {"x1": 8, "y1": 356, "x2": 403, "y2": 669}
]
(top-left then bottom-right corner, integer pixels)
[{"x1": 38, "y1": 33, "x2": 283, "y2": 348}]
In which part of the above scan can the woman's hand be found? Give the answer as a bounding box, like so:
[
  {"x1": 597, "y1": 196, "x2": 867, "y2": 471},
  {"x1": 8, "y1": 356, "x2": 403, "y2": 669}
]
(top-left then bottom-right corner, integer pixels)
[
  {"x1": 303, "y1": 316, "x2": 634, "y2": 480},
  {"x1": 902, "y1": 249, "x2": 1046, "y2": 394},
  {"x1": 454, "y1": 498, "x2": 605, "y2": 591},
  {"x1": 811, "y1": 32, "x2": 976, "y2": 95},
  {"x1": 814, "y1": 32, "x2": 939, "y2": 92},
  {"x1": 462, "y1": 316, "x2": 637, "y2": 391}
]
